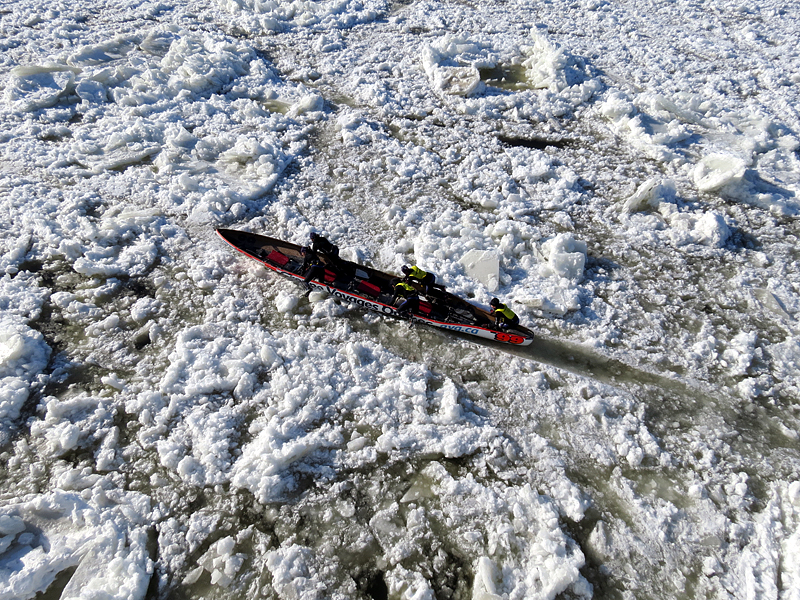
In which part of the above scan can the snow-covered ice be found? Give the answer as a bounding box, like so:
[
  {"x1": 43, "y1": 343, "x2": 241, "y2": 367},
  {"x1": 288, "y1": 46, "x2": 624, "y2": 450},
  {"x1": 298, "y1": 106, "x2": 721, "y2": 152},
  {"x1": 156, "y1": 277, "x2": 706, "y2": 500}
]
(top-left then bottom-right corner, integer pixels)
[{"x1": 1, "y1": 0, "x2": 800, "y2": 599}]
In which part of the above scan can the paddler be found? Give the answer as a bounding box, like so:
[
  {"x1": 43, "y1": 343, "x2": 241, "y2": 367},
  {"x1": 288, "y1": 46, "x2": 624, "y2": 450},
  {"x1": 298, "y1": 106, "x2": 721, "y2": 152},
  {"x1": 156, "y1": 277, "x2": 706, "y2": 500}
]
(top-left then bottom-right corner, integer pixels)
[
  {"x1": 391, "y1": 278, "x2": 420, "y2": 317},
  {"x1": 309, "y1": 231, "x2": 339, "y2": 259},
  {"x1": 401, "y1": 264, "x2": 435, "y2": 295},
  {"x1": 489, "y1": 298, "x2": 519, "y2": 330},
  {"x1": 301, "y1": 246, "x2": 326, "y2": 287}
]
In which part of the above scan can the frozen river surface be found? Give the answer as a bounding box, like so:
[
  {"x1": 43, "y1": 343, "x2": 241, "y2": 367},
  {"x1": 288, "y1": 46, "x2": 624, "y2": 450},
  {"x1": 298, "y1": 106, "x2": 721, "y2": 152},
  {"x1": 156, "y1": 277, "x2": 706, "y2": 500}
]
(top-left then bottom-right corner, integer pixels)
[{"x1": 1, "y1": 0, "x2": 799, "y2": 599}]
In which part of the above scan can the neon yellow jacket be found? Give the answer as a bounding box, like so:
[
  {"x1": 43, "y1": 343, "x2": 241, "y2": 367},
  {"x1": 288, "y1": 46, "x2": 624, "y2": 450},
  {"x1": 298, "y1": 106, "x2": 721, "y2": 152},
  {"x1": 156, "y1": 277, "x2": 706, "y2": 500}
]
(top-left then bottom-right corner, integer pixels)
[
  {"x1": 394, "y1": 281, "x2": 417, "y2": 295},
  {"x1": 407, "y1": 266, "x2": 429, "y2": 280},
  {"x1": 492, "y1": 303, "x2": 516, "y2": 320}
]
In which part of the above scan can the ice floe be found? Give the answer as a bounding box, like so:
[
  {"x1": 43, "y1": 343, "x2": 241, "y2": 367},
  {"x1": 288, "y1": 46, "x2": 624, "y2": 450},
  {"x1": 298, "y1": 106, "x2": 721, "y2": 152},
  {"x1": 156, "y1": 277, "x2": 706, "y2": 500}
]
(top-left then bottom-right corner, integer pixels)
[{"x1": 1, "y1": 0, "x2": 800, "y2": 598}]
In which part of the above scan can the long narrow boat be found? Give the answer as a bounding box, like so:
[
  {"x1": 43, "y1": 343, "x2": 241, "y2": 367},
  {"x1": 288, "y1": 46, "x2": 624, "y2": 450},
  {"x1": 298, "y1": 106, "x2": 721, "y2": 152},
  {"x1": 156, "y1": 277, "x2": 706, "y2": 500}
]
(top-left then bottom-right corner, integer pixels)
[{"x1": 216, "y1": 229, "x2": 534, "y2": 346}]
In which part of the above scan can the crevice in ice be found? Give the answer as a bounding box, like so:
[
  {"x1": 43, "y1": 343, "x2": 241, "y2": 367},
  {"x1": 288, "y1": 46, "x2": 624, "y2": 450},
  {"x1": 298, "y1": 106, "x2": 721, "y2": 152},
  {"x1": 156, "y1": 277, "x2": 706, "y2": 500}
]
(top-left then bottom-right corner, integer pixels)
[
  {"x1": 133, "y1": 331, "x2": 151, "y2": 350},
  {"x1": 497, "y1": 134, "x2": 567, "y2": 150},
  {"x1": 560, "y1": 508, "x2": 624, "y2": 600},
  {"x1": 35, "y1": 565, "x2": 78, "y2": 600},
  {"x1": 124, "y1": 277, "x2": 157, "y2": 300},
  {"x1": 15, "y1": 259, "x2": 44, "y2": 276},
  {"x1": 355, "y1": 570, "x2": 388, "y2": 600},
  {"x1": 106, "y1": 151, "x2": 156, "y2": 173},
  {"x1": 726, "y1": 226, "x2": 761, "y2": 251}
]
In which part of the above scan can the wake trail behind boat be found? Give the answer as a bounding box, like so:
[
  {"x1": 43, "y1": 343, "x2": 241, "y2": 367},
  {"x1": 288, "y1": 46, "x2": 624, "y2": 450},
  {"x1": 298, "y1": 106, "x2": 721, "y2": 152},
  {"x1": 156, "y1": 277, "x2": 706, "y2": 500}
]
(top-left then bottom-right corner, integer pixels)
[{"x1": 507, "y1": 334, "x2": 720, "y2": 403}]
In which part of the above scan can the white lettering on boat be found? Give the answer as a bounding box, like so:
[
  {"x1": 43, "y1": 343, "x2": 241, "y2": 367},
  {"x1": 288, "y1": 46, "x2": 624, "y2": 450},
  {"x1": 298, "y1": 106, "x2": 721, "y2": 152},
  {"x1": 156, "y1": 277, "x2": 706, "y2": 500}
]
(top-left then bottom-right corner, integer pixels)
[
  {"x1": 308, "y1": 282, "x2": 395, "y2": 315},
  {"x1": 434, "y1": 322, "x2": 481, "y2": 335}
]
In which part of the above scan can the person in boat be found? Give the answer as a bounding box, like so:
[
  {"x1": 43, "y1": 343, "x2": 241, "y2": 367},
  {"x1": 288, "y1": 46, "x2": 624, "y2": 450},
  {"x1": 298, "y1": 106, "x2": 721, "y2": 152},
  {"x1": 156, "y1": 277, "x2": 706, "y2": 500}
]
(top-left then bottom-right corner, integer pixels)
[
  {"x1": 309, "y1": 232, "x2": 339, "y2": 259},
  {"x1": 392, "y1": 278, "x2": 420, "y2": 317},
  {"x1": 309, "y1": 231, "x2": 352, "y2": 279},
  {"x1": 301, "y1": 246, "x2": 327, "y2": 286},
  {"x1": 401, "y1": 265, "x2": 435, "y2": 295},
  {"x1": 489, "y1": 298, "x2": 519, "y2": 330}
]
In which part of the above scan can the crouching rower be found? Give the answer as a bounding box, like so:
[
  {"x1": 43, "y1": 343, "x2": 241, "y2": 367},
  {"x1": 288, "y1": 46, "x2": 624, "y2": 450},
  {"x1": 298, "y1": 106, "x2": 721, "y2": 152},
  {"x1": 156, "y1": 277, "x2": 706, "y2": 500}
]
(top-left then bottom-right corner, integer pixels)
[
  {"x1": 391, "y1": 279, "x2": 420, "y2": 317},
  {"x1": 401, "y1": 264, "x2": 436, "y2": 295},
  {"x1": 489, "y1": 298, "x2": 519, "y2": 330},
  {"x1": 300, "y1": 246, "x2": 326, "y2": 289},
  {"x1": 310, "y1": 231, "x2": 339, "y2": 259}
]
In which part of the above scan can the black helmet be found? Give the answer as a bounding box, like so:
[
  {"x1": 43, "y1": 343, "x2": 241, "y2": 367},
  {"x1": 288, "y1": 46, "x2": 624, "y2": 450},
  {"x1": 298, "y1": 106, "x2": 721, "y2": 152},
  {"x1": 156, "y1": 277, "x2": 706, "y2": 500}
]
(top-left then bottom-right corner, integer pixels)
[
  {"x1": 300, "y1": 246, "x2": 309, "y2": 254},
  {"x1": 401, "y1": 265, "x2": 410, "y2": 275},
  {"x1": 490, "y1": 298, "x2": 500, "y2": 308},
  {"x1": 309, "y1": 232, "x2": 318, "y2": 240}
]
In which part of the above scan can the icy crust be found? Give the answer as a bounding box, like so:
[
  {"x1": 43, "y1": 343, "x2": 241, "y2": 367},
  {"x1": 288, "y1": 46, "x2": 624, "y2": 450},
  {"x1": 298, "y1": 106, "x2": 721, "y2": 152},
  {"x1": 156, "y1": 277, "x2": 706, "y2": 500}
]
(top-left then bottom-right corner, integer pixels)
[
  {"x1": 618, "y1": 178, "x2": 733, "y2": 248},
  {"x1": 0, "y1": 181, "x2": 171, "y2": 322},
  {"x1": 574, "y1": 0, "x2": 800, "y2": 216},
  {"x1": 421, "y1": 31, "x2": 600, "y2": 115},
  {"x1": 0, "y1": 273, "x2": 48, "y2": 321},
  {"x1": 147, "y1": 324, "x2": 275, "y2": 489},
  {"x1": 22, "y1": 310, "x2": 593, "y2": 599},
  {"x1": 253, "y1": 467, "x2": 590, "y2": 600},
  {"x1": 0, "y1": 317, "x2": 50, "y2": 443},
  {"x1": 216, "y1": 0, "x2": 388, "y2": 31},
  {"x1": 387, "y1": 209, "x2": 586, "y2": 317},
  {"x1": 1, "y1": 26, "x2": 317, "y2": 212},
  {"x1": 768, "y1": 336, "x2": 800, "y2": 402},
  {"x1": 597, "y1": 87, "x2": 800, "y2": 216},
  {"x1": 424, "y1": 468, "x2": 587, "y2": 599},
  {"x1": 0, "y1": 0, "x2": 799, "y2": 598},
  {"x1": 348, "y1": 28, "x2": 600, "y2": 121},
  {"x1": 0, "y1": 489, "x2": 154, "y2": 600},
  {"x1": 783, "y1": 482, "x2": 800, "y2": 597},
  {"x1": 494, "y1": 359, "x2": 800, "y2": 600},
  {"x1": 447, "y1": 139, "x2": 584, "y2": 212},
  {"x1": 4, "y1": 31, "x2": 253, "y2": 112}
]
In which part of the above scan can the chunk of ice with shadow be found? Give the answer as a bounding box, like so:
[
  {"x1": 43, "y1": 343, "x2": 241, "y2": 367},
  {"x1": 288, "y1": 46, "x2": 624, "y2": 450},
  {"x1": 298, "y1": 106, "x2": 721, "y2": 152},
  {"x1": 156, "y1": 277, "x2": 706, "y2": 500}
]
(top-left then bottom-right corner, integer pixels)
[{"x1": 460, "y1": 249, "x2": 500, "y2": 291}]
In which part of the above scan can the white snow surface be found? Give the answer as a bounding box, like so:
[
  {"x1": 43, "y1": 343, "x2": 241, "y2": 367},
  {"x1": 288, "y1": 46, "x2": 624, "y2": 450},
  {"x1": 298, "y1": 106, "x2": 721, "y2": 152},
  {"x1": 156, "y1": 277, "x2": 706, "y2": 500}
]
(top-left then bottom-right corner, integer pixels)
[{"x1": 1, "y1": 0, "x2": 800, "y2": 599}]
